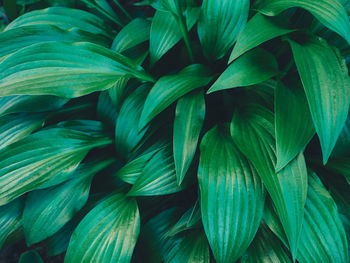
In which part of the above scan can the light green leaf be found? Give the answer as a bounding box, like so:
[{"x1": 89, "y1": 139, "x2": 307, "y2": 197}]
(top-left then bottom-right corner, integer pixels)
[
  {"x1": 128, "y1": 145, "x2": 186, "y2": 196},
  {"x1": 0, "y1": 128, "x2": 112, "y2": 205},
  {"x1": 112, "y1": 18, "x2": 151, "y2": 53},
  {"x1": 288, "y1": 37, "x2": 350, "y2": 163},
  {"x1": 19, "y1": 250, "x2": 43, "y2": 263},
  {"x1": 231, "y1": 104, "x2": 308, "y2": 259},
  {"x1": 0, "y1": 95, "x2": 68, "y2": 117},
  {"x1": 174, "y1": 90, "x2": 205, "y2": 184},
  {"x1": 208, "y1": 48, "x2": 279, "y2": 94},
  {"x1": 229, "y1": 13, "x2": 295, "y2": 62},
  {"x1": 198, "y1": 125, "x2": 266, "y2": 263},
  {"x1": 0, "y1": 199, "x2": 23, "y2": 249},
  {"x1": 139, "y1": 64, "x2": 212, "y2": 129},
  {"x1": 5, "y1": 7, "x2": 112, "y2": 38},
  {"x1": 241, "y1": 224, "x2": 291, "y2": 263},
  {"x1": 0, "y1": 114, "x2": 45, "y2": 150},
  {"x1": 22, "y1": 158, "x2": 113, "y2": 245},
  {"x1": 65, "y1": 192, "x2": 140, "y2": 263},
  {"x1": 197, "y1": 0, "x2": 249, "y2": 60},
  {"x1": 275, "y1": 82, "x2": 315, "y2": 171},
  {"x1": 257, "y1": 0, "x2": 350, "y2": 44},
  {"x1": 0, "y1": 41, "x2": 154, "y2": 98}
]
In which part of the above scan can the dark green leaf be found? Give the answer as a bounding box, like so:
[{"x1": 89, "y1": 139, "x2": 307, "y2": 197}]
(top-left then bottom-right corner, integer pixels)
[
  {"x1": 288, "y1": 37, "x2": 350, "y2": 163},
  {"x1": 332, "y1": 112, "x2": 350, "y2": 158},
  {"x1": 198, "y1": 125, "x2": 266, "y2": 262},
  {"x1": 56, "y1": 120, "x2": 110, "y2": 137},
  {"x1": 208, "y1": 48, "x2": 279, "y2": 93},
  {"x1": 231, "y1": 105, "x2": 308, "y2": 259},
  {"x1": 19, "y1": 250, "x2": 43, "y2": 263},
  {"x1": 326, "y1": 158, "x2": 350, "y2": 184},
  {"x1": 65, "y1": 192, "x2": 140, "y2": 263},
  {"x1": 174, "y1": 90, "x2": 205, "y2": 184},
  {"x1": 197, "y1": 0, "x2": 249, "y2": 60}
]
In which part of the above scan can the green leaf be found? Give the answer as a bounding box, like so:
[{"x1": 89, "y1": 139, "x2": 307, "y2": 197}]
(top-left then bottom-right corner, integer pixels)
[
  {"x1": 5, "y1": 7, "x2": 112, "y2": 38},
  {"x1": 257, "y1": 0, "x2": 350, "y2": 44},
  {"x1": 65, "y1": 192, "x2": 140, "y2": 263},
  {"x1": 197, "y1": 0, "x2": 249, "y2": 60},
  {"x1": 326, "y1": 158, "x2": 350, "y2": 184},
  {"x1": 167, "y1": 204, "x2": 201, "y2": 236},
  {"x1": 0, "y1": 128, "x2": 112, "y2": 205},
  {"x1": 0, "y1": 95, "x2": 68, "y2": 117},
  {"x1": 208, "y1": 48, "x2": 279, "y2": 94},
  {"x1": 111, "y1": 18, "x2": 151, "y2": 53},
  {"x1": 241, "y1": 224, "x2": 291, "y2": 263},
  {"x1": 229, "y1": 13, "x2": 295, "y2": 62},
  {"x1": 288, "y1": 37, "x2": 350, "y2": 163},
  {"x1": 22, "y1": 158, "x2": 113, "y2": 245},
  {"x1": 139, "y1": 64, "x2": 212, "y2": 129},
  {"x1": 18, "y1": 250, "x2": 43, "y2": 263},
  {"x1": 198, "y1": 125, "x2": 266, "y2": 263},
  {"x1": 231, "y1": 104, "x2": 308, "y2": 259},
  {"x1": 0, "y1": 41, "x2": 154, "y2": 98},
  {"x1": 128, "y1": 145, "x2": 186, "y2": 196},
  {"x1": 165, "y1": 229, "x2": 210, "y2": 263},
  {"x1": 115, "y1": 85, "x2": 150, "y2": 159},
  {"x1": 97, "y1": 91, "x2": 119, "y2": 127},
  {"x1": 332, "y1": 112, "x2": 350, "y2": 158},
  {"x1": 0, "y1": 198, "x2": 23, "y2": 249},
  {"x1": 149, "y1": 8, "x2": 200, "y2": 64},
  {"x1": 56, "y1": 120, "x2": 110, "y2": 137},
  {"x1": 275, "y1": 82, "x2": 315, "y2": 171},
  {"x1": 0, "y1": 113, "x2": 45, "y2": 150},
  {"x1": 173, "y1": 90, "x2": 205, "y2": 184}
]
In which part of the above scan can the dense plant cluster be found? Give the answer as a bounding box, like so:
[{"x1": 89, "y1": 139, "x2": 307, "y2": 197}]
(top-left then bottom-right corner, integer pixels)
[{"x1": 0, "y1": 0, "x2": 349, "y2": 262}]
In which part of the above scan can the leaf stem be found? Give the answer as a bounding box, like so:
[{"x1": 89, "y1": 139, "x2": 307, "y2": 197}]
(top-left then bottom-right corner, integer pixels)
[{"x1": 177, "y1": 16, "x2": 194, "y2": 63}]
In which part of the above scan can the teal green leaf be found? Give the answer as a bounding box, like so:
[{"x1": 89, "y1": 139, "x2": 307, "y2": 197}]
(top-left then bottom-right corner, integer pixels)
[
  {"x1": 288, "y1": 37, "x2": 350, "y2": 163},
  {"x1": 0, "y1": 95, "x2": 68, "y2": 117},
  {"x1": 150, "y1": 8, "x2": 200, "y2": 64},
  {"x1": 167, "y1": 205, "x2": 201, "y2": 237},
  {"x1": 128, "y1": 145, "x2": 186, "y2": 196},
  {"x1": 22, "y1": 158, "x2": 113, "y2": 245},
  {"x1": 197, "y1": 0, "x2": 249, "y2": 60},
  {"x1": 0, "y1": 128, "x2": 112, "y2": 205},
  {"x1": 139, "y1": 64, "x2": 212, "y2": 129},
  {"x1": 0, "y1": 114, "x2": 45, "y2": 150},
  {"x1": 208, "y1": 48, "x2": 279, "y2": 94},
  {"x1": 241, "y1": 224, "x2": 291, "y2": 263},
  {"x1": 257, "y1": 0, "x2": 350, "y2": 44},
  {"x1": 0, "y1": 41, "x2": 154, "y2": 98},
  {"x1": 19, "y1": 250, "x2": 43, "y2": 263},
  {"x1": 115, "y1": 85, "x2": 149, "y2": 159},
  {"x1": 231, "y1": 104, "x2": 308, "y2": 259},
  {"x1": 229, "y1": 13, "x2": 295, "y2": 62},
  {"x1": 56, "y1": 120, "x2": 110, "y2": 137},
  {"x1": 97, "y1": 91, "x2": 119, "y2": 126},
  {"x1": 65, "y1": 192, "x2": 140, "y2": 263},
  {"x1": 0, "y1": 199, "x2": 23, "y2": 249},
  {"x1": 115, "y1": 150, "x2": 159, "y2": 184},
  {"x1": 112, "y1": 18, "x2": 151, "y2": 53},
  {"x1": 198, "y1": 125, "x2": 266, "y2": 263},
  {"x1": 275, "y1": 82, "x2": 315, "y2": 171},
  {"x1": 5, "y1": 7, "x2": 112, "y2": 38},
  {"x1": 174, "y1": 90, "x2": 205, "y2": 184}
]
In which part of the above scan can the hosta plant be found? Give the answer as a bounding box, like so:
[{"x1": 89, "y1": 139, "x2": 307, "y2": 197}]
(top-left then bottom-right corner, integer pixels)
[{"x1": 0, "y1": 0, "x2": 350, "y2": 262}]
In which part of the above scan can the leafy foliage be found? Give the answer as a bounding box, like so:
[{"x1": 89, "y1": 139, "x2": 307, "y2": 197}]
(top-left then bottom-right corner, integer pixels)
[{"x1": 0, "y1": 0, "x2": 349, "y2": 262}]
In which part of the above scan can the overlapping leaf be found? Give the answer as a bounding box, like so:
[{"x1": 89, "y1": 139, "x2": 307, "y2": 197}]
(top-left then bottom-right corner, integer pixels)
[{"x1": 19, "y1": 250, "x2": 43, "y2": 263}]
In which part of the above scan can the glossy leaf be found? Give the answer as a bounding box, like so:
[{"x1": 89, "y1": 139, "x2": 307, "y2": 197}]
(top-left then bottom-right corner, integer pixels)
[
  {"x1": 22, "y1": 158, "x2": 113, "y2": 245},
  {"x1": 65, "y1": 192, "x2": 140, "y2": 263},
  {"x1": 112, "y1": 18, "x2": 151, "y2": 53},
  {"x1": 128, "y1": 145, "x2": 185, "y2": 196},
  {"x1": 231, "y1": 104, "x2": 308, "y2": 259},
  {"x1": 198, "y1": 125, "x2": 266, "y2": 263},
  {"x1": 288, "y1": 37, "x2": 350, "y2": 163},
  {"x1": 197, "y1": 0, "x2": 249, "y2": 60},
  {"x1": 139, "y1": 64, "x2": 212, "y2": 129},
  {"x1": 19, "y1": 250, "x2": 44, "y2": 263},
  {"x1": 257, "y1": 0, "x2": 350, "y2": 44},
  {"x1": 208, "y1": 48, "x2": 279, "y2": 94},
  {"x1": 0, "y1": 128, "x2": 112, "y2": 205},
  {"x1": 0, "y1": 41, "x2": 154, "y2": 98},
  {"x1": 275, "y1": 82, "x2": 315, "y2": 171},
  {"x1": 173, "y1": 90, "x2": 205, "y2": 184},
  {"x1": 0, "y1": 199, "x2": 23, "y2": 249},
  {"x1": 0, "y1": 114, "x2": 45, "y2": 150},
  {"x1": 229, "y1": 13, "x2": 295, "y2": 62}
]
